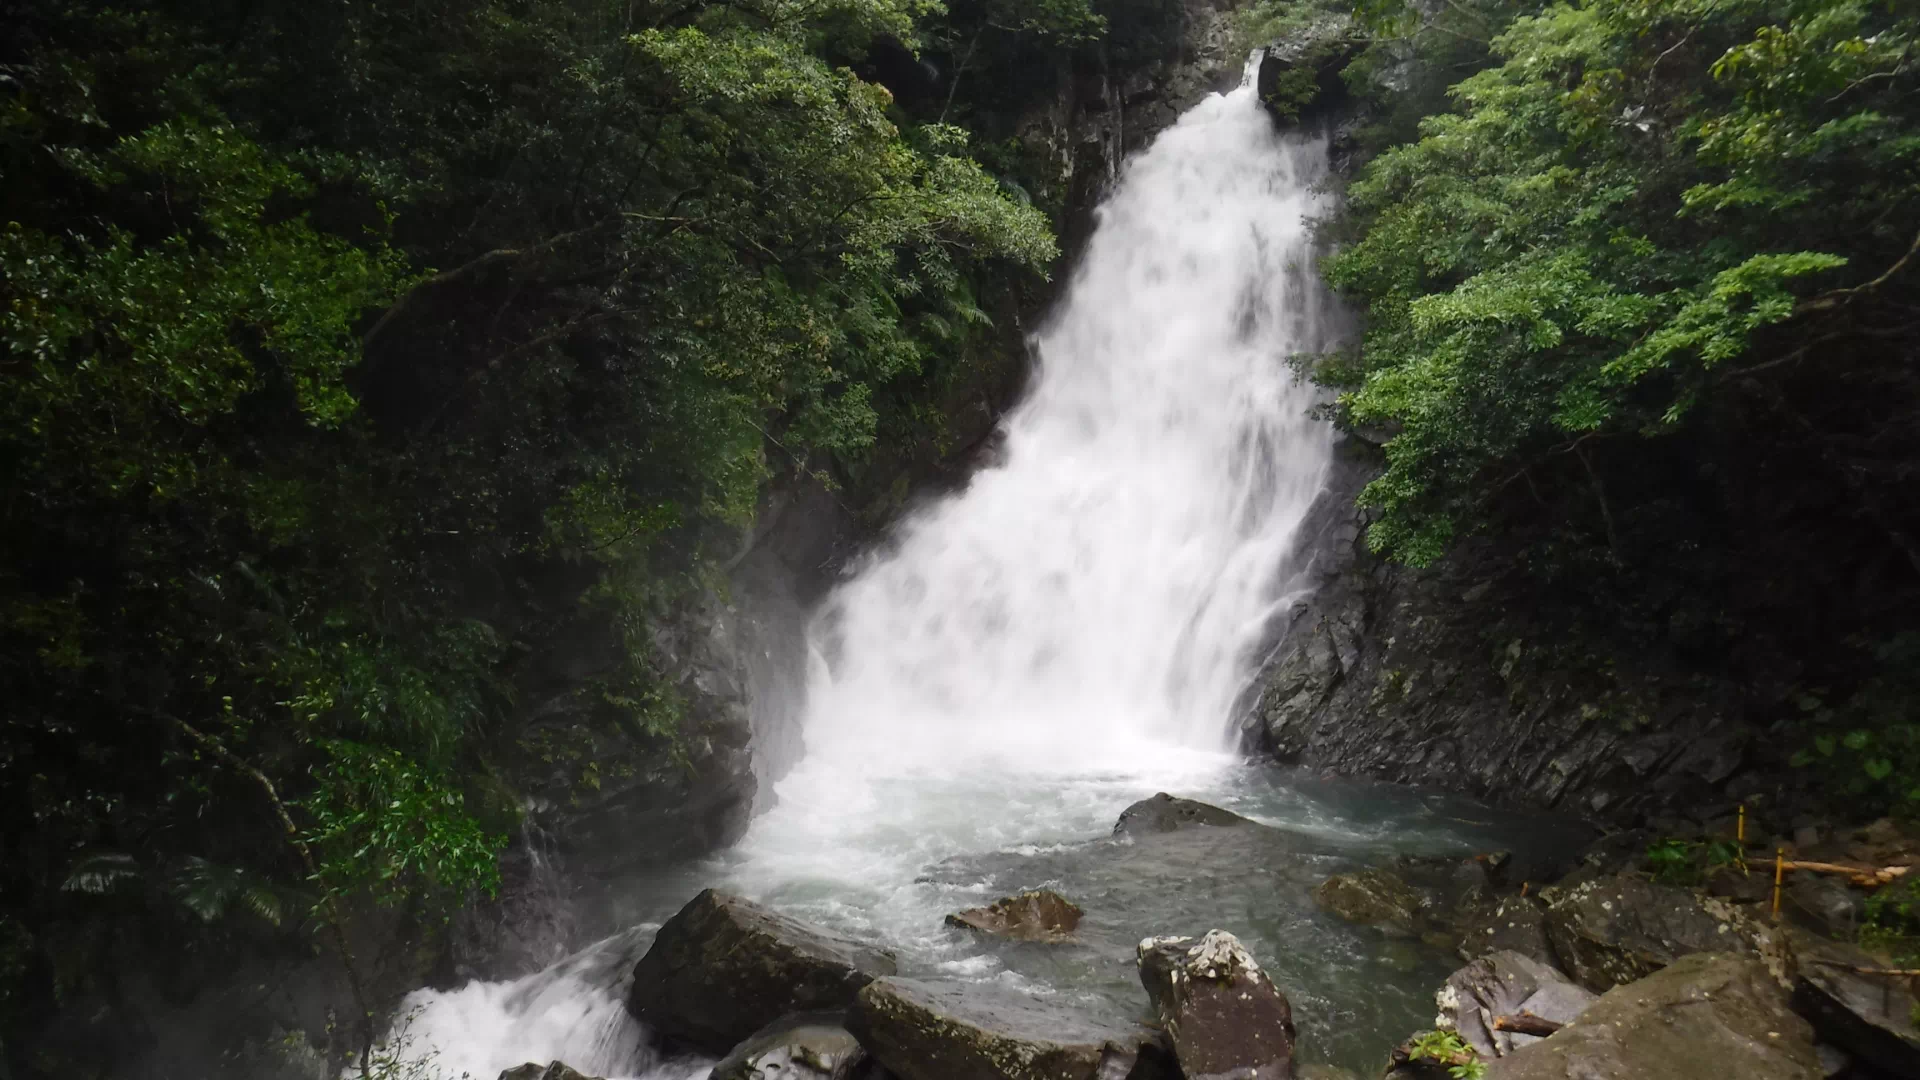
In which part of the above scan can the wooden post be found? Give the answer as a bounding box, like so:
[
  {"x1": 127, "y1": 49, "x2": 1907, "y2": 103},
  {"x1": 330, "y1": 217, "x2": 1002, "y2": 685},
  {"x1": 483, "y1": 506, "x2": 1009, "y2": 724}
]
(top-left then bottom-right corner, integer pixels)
[
  {"x1": 1773, "y1": 847, "x2": 1786, "y2": 919},
  {"x1": 1737, "y1": 804, "x2": 1746, "y2": 845}
]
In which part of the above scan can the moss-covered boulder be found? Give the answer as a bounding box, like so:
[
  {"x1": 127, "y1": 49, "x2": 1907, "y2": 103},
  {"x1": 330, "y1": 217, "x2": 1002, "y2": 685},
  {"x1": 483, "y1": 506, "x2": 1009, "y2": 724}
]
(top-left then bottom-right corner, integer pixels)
[
  {"x1": 1312, "y1": 868, "x2": 1422, "y2": 936},
  {"x1": 1539, "y1": 874, "x2": 1775, "y2": 993},
  {"x1": 1485, "y1": 953, "x2": 1820, "y2": 1079},
  {"x1": 847, "y1": 977, "x2": 1173, "y2": 1080},
  {"x1": 627, "y1": 889, "x2": 897, "y2": 1053}
]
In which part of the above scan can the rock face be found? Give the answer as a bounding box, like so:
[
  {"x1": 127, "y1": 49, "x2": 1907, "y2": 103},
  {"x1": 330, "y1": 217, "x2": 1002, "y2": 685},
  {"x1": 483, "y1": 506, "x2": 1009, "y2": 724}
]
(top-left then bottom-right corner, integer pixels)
[
  {"x1": 1244, "y1": 439, "x2": 1767, "y2": 822},
  {"x1": 1484, "y1": 953, "x2": 1822, "y2": 1080},
  {"x1": 1786, "y1": 928, "x2": 1920, "y2": 1077},
  {"x1": 1113, "y1": 793, "x2": 1254, "y2": 836},
  {"x1": 946, "y1": 891, "x2": 1084, "y2": 942},
  {"x1": 1539, "y1": 874, "x2": 1775, "y2": 993},
  {"x1": 627, "y1": 890, "x2": 898, "y2": 1053},
  {"x1": 1313, "y1": 869, "x2": 1422, "y2": 936},
  {"x1": 847, "y1": 977, "x2": 1173, "y2": 1080},
  {"x1": 1436, "y1": 951, "x2": 1596, "y2": 1060},
  {"x1": 710, "y1": 1013, "x2": 868, "y2": 1080},
  {"x1": 1136, "y1": 931, "x2": 1297, "y2": 1080}
]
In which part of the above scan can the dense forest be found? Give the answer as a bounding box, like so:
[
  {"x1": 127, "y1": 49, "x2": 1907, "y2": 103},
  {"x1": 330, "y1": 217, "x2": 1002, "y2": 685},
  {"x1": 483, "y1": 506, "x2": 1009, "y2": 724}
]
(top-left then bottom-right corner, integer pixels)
[
  {"x1": 4, "y1": 0, "x2": 1920, "y2": 1077},
  {"x1": 1279, "y1": 0, "x2": 1920, "y2": 815},
  {"x1": 0, "y1": 0, "x2": 1125, "y2": 1074}
]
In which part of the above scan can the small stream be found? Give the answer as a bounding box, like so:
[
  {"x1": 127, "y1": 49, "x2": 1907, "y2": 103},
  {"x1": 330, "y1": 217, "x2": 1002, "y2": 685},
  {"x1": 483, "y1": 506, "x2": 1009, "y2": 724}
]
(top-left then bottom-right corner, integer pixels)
[{"x1": 383, "y1": 59, "x2": 1593, "y2": 1080}]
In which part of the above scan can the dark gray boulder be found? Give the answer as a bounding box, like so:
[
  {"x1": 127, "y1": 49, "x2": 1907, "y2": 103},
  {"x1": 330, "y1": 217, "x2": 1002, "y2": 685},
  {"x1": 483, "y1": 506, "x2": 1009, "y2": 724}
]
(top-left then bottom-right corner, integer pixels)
[
  {"x1": 1539, "y1": 873, "x2": 1776, "y2": 992},
  {"x1": 711, "y1": 1012, "x2": 868, "y2": 1080},
  {"x1": 847, "y1": 977, "x2": 1173, "y2": 1080},
  {"x1": 1786, "y1": 928, "x2": 1920, "y2": 1077},
  {"x1": 1435, "y1": 951, "x2": 1595, "y2": 1060},
  {"x1": 628, "y1": 889, "x2": 898, "y2": 1053},
  {"x1": 946, "y1": 890, "x2": 1084, "y2": 943},
  {"x1": 499, "y1": 1065, "x2": 601, "y2": 1080},
  {"x1": 1484, "y1": 953, "x2": 1821, "y2": 1079},
  {"x1": 1313, "y1": 869, "x2": 1422, "y2": 937},
  {"x1": 1136, "y1": 931, "x2": 1296, "y2": 1080},
  {"x1": 1456, "y1": 896, "x2": 1555, "y2": 967},
  {"x1": 1113, "y1": 793, "x2": 1253, "y2": 837}
]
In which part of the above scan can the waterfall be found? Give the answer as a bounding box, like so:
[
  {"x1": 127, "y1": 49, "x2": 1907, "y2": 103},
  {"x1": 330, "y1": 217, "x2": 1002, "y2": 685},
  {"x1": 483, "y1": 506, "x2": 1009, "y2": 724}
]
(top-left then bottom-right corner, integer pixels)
[
  {"x1": 375, "y1": 67, "x2": 1343, "y2": 1080},
  {"x1": 779, "y1": 74, "x2": 1338, "y2": 781}
]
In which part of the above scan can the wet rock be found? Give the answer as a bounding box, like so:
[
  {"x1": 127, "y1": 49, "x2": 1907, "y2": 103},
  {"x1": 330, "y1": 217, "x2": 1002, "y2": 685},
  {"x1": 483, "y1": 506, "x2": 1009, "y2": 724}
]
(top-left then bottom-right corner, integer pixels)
[
  {"x1": 1313, "y1": 868, "x2": 1422, "y2": 936},
  {"x1": 1483, "y1": 953, "x2": 1821, "y2": 1079},
  {"x1": 499, "y1": 1065, "x2": 601, "y2": 1080},
  {"x1": 1436, "y1": 951, "x2": 1595, "y2": 1059},
  {"x1": 1839, "y1": 817, "x2": 1920, "y2": 869},
  {"x1": 1456, "y1": 895, "x2": 1555, "y2": 966},
  {"x1": 711, "y1": 1013, "x2": 867, "y2": 1080},
  {"x1": 1296, "y1": 1067, "x2": 1362, "y2": 1080},
  {"x1": 1136, "y1": 931, "x2": 1296, "y2": 1080},
  {"x1": 946, "y1": 891, "x2": 1084, "y2": 942},
  {"x1": 1540, "y1": 873, "x2": 1774, "y2": 992},
  {"x1": 1243, "y1": 438, "x2": 1767, "y2": 825},
  {"x1": 1112, "y1": 793, "x2": 1253, "y2": 837},
  {"x1": 847, "y1": 977, "x2": 1173, "y2": 1080},
  {"x1": 1786, "y1": 928, "x2": 1920, "y2": 1077},
  {"x1": 1705, "y1": 866, "x2": 1772, "y2": 905},
  {"x1": 1782, "y1": 875, "x2": 1863, "y2": 938},
  {"x1": 629, "y1": 889, "x2": 898, "y2": 1053}
]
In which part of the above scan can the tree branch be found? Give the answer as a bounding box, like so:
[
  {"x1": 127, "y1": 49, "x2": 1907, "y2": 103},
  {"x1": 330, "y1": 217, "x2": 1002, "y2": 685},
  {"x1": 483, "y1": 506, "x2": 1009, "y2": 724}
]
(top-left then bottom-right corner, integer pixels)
[{"x1": 170, "y1": 718, "x2": 375, "y2": 1072}]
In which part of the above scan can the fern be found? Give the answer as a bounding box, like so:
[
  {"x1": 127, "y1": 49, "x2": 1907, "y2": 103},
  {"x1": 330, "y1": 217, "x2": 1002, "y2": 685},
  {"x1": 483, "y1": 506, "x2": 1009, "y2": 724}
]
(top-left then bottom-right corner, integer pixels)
[{"x1": 60, "y1": 852, "x2": 142, "y2": 895}]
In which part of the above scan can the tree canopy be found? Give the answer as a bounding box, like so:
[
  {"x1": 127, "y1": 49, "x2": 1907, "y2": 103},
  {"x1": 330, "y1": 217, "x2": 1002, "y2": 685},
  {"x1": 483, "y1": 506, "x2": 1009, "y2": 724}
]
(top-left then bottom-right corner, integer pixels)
[
  {"x1": 1, "y1": 1, "x2": 1080, "y2": 1072},
  {"x1": 1317, "y1": 0, "x2": 1920, "y2": 567}
]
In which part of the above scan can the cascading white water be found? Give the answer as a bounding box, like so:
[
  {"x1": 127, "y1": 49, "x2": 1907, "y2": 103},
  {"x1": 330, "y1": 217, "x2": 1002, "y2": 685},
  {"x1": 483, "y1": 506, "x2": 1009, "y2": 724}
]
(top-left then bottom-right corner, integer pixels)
[
  {"x1": 799, "y1": 73, "x2": 1337, "y2": 777},
  {"x1": 379, "y1": 67, "x2": 1345, "y2": 1080}
]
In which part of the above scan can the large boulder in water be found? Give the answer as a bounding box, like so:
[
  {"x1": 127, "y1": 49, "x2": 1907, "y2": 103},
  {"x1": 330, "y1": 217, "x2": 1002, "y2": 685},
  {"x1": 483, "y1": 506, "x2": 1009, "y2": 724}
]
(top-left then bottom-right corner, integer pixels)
[
  {"x1": 628, "y1": 889, "x2": 898, "y2": 1052},
  {"x1": 499, "y1": 1065, "x2": 601, "y2": 1080},
  {"x1": 711, "y1": 1012, "x2": 868, "y2": 1080},
  {"x1": 946, "y1": 890, "x2": 1084, "y2": 942},
  {"x1": 1435, "y1": 951, "x2": 1595, "y2": 1060},
  {"x1": 1113, "y1": 793, "x2": 1253, "y2": 837},
  {"x1": 847, "y1": 977, "x2": 1174, "y2": 1080},
  {"x1": 1136, "y1": 931, "x2": 1296, "y2": 1080},
  {"x1": 1539, "y1": 873, "x2": 1777, "y2": 992},
  {"x1": 1312, "y1": 868, "x2": 1422, "y2": 937},
  {"x1": 1786, "y1": 927, "x2": 1920, "y2": 1076},
  {"x1": 1484, "y1": 952, "x2": 1821, "y2": 1079}
]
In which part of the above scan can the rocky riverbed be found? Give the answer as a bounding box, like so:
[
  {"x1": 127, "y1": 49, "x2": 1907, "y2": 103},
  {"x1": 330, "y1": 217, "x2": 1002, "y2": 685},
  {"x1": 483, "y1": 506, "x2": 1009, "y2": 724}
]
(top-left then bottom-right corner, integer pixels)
[{"x1": 462, "y1": 795, "x2": 1920, "y2": 1080}]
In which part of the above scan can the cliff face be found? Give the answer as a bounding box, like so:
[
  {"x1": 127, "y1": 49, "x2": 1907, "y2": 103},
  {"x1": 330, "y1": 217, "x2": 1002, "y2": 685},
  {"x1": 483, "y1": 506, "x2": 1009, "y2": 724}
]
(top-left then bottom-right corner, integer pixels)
[{"x1": 1244, "y1": 440, "x2": 1768, "y2": 825}]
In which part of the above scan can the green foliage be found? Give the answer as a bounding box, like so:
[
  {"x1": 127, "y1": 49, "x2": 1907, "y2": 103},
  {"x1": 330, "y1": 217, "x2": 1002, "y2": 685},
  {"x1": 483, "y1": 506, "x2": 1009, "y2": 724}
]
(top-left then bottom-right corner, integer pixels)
[
  {"x1": 302, "y1": 741, "x2": 504, "y2": 914},
  {"x1": 1, "y1": 0, "x2": 1064, "y2": 1069},
  {"x1": 1408, "y1": 1029, "x2": 1487, "y2": 1079},
  {"x1": 1645, "y1": 837, "x2": 1744, "y2": 885},
  {"x1": 1314, "y1": 0, "x2": 1920, "y2": 565},
  {"x1": 1788, "y1": 635, "x2": 1920, "y2": 818},
  {"x1": 60, "y1": 851, "x2": 299, "y2": 927},
  {"x1": 1863, "y1": 875, "x2": 1920, "y2": 970}
]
